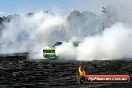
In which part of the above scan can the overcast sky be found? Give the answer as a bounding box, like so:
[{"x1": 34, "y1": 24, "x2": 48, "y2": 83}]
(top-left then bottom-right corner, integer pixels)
[{"x1": 0, "y1": 0, "x2": 119, "y2": 15}]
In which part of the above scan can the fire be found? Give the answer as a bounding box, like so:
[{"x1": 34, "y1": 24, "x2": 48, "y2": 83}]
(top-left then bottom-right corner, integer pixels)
[{"x1": 78, "y1": 65, "x2": 86, "y2": 76}]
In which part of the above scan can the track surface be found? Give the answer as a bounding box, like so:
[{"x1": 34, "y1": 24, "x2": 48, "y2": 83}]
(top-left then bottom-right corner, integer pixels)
[{"x1": 0, "y1": 56, "x2": 131, "y2": 88}]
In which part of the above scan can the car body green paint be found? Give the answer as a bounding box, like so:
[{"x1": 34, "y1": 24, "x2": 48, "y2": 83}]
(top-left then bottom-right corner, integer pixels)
[{"x1": 43, "y1": 47, "x2": 59, "y2": 59}]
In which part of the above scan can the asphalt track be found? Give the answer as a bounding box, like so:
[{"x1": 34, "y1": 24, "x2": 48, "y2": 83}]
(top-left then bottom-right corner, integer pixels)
[{"x1": 0, "y1": 55, "x2": 131, "y2": 88}]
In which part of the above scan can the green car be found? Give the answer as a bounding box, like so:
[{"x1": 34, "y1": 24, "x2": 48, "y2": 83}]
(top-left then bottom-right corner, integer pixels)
[
  {"x1": 43, "y1": 41, "x2": 79, "y2": 59},
  {"x1": 43, "y1": 47, "x2": 59, "y2": 59}
]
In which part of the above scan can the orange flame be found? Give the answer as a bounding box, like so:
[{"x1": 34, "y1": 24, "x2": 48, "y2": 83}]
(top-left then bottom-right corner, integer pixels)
[{"x1": 78, "y1": 65, "x2": 86, "y2": 76}]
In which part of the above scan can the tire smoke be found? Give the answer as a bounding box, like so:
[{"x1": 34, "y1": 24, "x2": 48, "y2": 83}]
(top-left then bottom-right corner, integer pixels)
[{"x1": 1, "y1": 1, "x2": 132, "y2": 60}]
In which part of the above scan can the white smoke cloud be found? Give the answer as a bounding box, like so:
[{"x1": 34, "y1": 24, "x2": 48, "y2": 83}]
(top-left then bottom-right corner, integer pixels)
[
  {"x1": 0, "y1": 11, "x2": 66, "y2": 59},
  {"x1": 56, "y1": 23, "x2": 132, "y2": 61},
  {"x1": 1, "y1": 0, "x2": 132, "y2": 61},
  {"x1": 77, "y1": 23, "x2": 132, "y2": 60}
]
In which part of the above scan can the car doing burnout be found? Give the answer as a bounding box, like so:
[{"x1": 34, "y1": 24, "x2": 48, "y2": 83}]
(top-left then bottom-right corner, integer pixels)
[
  {"x1": 43, "y1": 41, "x2": 79, "y2": 59},
  {"x1": 43, "y1": 47, "x2": 59, "y2": 59}
]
